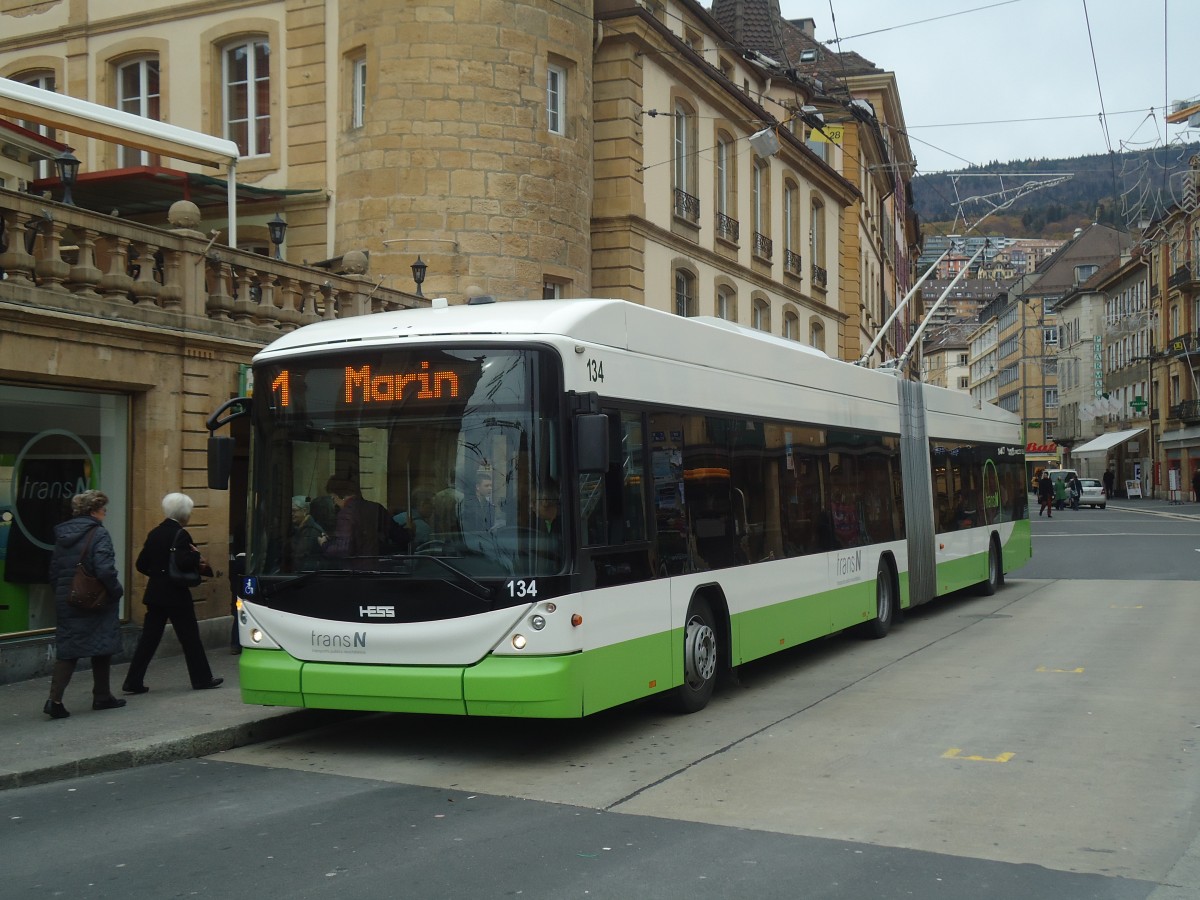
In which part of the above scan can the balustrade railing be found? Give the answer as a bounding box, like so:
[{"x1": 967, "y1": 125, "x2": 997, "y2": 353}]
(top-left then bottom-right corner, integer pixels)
[{"x1": 0, "y1": 189, "x2": 424, "y2": 338}]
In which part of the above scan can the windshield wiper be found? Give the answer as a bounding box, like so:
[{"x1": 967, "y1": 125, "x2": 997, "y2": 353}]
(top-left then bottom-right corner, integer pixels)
[{"x1": 390, "y1": 554, "x2": 493, "y2": 602}]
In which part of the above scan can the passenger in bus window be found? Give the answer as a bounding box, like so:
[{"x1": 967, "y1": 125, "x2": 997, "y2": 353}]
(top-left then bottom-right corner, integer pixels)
[
  {"x1": 289, "y1": 496, "x2": 324, "y2": 571},
  {"x1": 460, "y1": 468, "x2": 499, "y2": 532},
  {"x1": 533, "y1": 480, "x2": 564, "y2": 571},
  {"x1": 318, "y1": 477, "x2": 387, "y2": 559}
]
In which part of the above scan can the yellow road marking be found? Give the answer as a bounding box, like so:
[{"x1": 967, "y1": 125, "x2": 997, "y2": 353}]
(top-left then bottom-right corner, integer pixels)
[
  {"x1": 942, "y1": 748, "x2": 1015, "y2": 763},
  {"x1": 1035, "y1": 665, "x2": 1084, "y2": 674}
]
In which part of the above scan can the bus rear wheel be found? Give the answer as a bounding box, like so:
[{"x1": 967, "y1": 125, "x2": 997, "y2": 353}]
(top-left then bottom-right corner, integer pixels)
[
  {"x1": 670, "y1": 599, "x2": 718, "y2": 713},
  {"x1": 863, "y1": 558, "x2": 895, "y2": 640},
  {"x1": 978, "y1": 537, "x2": 1003, "y2": 596}
]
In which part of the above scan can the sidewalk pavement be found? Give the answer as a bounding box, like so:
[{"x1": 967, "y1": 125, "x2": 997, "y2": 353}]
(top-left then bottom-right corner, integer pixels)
[
  {"x1": 3, "y1": 495, "x2": 1198, "y2": 793},
  {"x1": 0, "y1": 648, "x2": 345, "y2": 791}
]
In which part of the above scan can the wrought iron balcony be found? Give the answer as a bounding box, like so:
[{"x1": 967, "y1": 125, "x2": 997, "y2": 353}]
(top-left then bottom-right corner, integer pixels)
[
  {"x1": 753, "y1": 232, "x2": 773, "y2": 261},
  {"x1": 784, "y1": 249, "x2": 802, "y2": 275},
  {"x1": 673, "y1": 189, "x2": 700, "y2": 224},
  {"x1": 1168, "y1": 263, "x2": 1200, "y2": 292},
  {"x1": 1169, "y1": 399, "x2": 1200, "y2": 423},
  {"x1": 714, "y1": 212, "x2": 739, "y2": 243},
  {"x1": 811, "y1": 263, "x2": 828, "y2": 290}
]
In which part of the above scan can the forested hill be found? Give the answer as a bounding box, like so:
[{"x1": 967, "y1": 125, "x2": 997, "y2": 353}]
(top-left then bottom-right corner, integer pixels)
[{"x1": 912, "y1": 142, "x2": 1200, "y2": 239}]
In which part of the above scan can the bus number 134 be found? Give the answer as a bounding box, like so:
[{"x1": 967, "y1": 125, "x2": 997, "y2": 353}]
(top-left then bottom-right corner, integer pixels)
[{"x1": 586, "y1": 359, "x2": 604, "y2": 383}]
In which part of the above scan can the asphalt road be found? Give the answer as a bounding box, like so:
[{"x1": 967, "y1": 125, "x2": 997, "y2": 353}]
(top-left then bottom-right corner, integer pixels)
[{"x1": 4, "y1": 508, "x2": 1200, "y2": 899}]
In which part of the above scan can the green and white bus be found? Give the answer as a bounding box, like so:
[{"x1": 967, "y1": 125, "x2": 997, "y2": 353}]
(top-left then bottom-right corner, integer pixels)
[{"x1": 209, "y1": 299, "x2": 1030, "y2": 718}]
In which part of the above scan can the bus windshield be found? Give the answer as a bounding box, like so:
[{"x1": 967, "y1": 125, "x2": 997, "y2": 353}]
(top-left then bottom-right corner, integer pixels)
[{"x1": 248, "y1": 346, "x2": 563, "y2": 580}]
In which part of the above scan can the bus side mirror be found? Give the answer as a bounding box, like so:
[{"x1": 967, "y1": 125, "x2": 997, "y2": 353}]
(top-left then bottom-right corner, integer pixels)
[
  {"x1": 576, "y1": 414, "x2": 610, "y2": 473},
  {"x1": 208, "y1": 436, "x2": 235, "y2": 490}
]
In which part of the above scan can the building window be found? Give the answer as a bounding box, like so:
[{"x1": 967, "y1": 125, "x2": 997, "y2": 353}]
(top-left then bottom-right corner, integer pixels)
[
  {"x1": 714, "y1": 131, "x2": 738, "y2": 242},
  {"x1": 783, "y1": 310, "x2": 799, "y2": 341},
  {"x1": 752, "y1": 297, "x2": 770, "y2": 332},
  {"x1": 751, "y1": 158, "x2": 772, "y2": 260},
  {"x1": 116, "y1": 57, "x2": 161, "y2": 168},
  {"x1": 810, "y1": 320, "x2": 825, "y2": 351},
  {"x1": 223, "y1": 38, "x2": 271, "y2": 157},
  {"x1": 352, "y1": 57, "x2": 367, "y2": 129},
  {"x1": 674, "y1": 269, "x2": 697, "y2": 317},
  {"x1": 547, "y1": 63, "x2": 566, "y2": 135},
  {"x1": 806, "y1": 124, "x2": 829, "y2": 162},
  {"x1": 16, "y1": 71, "x2": 56, "y2": 179},
  {"x1": 716, "y1": 286, "x2": 736, "y2": 321},
  {"x1": 673, "y1": 101, "x2": 698, "y2": 220},
  {"x1": 543, "y1": 279, "x2": 568, "y2": 299},
  {"x1": 810, "y1": 196, "x2": 827, "y2": 289},
  {"x1": 783, "y1": 179, "x2": 801, "y2": 274}
]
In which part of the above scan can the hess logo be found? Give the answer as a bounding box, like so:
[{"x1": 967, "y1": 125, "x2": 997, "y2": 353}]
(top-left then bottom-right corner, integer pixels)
[{"x1": 359, "y1": 605, "x2": 396, "y2": 618}]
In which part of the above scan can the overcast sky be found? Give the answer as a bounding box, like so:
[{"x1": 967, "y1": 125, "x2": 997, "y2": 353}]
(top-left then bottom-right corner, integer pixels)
[{"x1": 775, "y1": 0, "x2": 1199, "y2": 174}]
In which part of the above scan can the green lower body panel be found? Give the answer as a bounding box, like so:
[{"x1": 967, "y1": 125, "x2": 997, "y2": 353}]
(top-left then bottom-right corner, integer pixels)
[
  {"x1": 733, "y1": 581, "x2": 871, "y2": 666},
  {"x1": 238, "y1": 647, "x2": 591, "y2": 718}
]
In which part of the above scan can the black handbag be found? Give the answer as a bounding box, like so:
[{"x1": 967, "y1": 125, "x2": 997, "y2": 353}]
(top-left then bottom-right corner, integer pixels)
[
  {"x1": 167, "y1": 527, "x2": 202, "y2": 588},
  {"x1": 68, "y1": 528, "x2": 109, "y2": 612}
]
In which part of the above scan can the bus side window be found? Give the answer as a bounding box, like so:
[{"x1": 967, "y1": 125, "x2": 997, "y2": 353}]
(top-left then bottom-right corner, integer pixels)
[{"x1": 580, "y1": 410, "x2": 647, "y2": 547}]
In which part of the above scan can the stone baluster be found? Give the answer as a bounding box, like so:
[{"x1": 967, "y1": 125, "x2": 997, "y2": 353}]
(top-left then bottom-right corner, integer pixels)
[
  {"x1": 321, "y1": 282, "x2": 337, "y2": 320},
  {"x1": 276, "y1": 276, "x2": 302, "y2": 332},
  {"x1": 299, "y1": 282, "x2": 322, "y2": 327},
  {"x1": 68, "y1": 226, "x2": 103, "y2": 300},
  {"x1": 98, "y1": 235, "x2": 135, "y2": 302},
  {"x1": 231, "y1": 265, "x2": 258, "y2": 323},
  {"x1": 157, "y1": 248, "x2": 184, "y2": 312},
  {"x1": 0, "y1": 210, "x2": 37, "y2": 287},
  {"x1": 205, "y1": 257, "x2": 236, "y2": 321},
  {"x1": 33, "y1": 217, "x2": 70, "y2": 294},
  {"x1": 129, "y1": 241, "x2": 162, "y2": 306},
  {"x1": 253, "y1": 271, "x2": 281, "y2": 328}
]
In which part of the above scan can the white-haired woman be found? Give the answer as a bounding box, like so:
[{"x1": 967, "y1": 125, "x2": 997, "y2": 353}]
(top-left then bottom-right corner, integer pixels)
[
  {"x1": 44, "y1": 490, "x2": 126, "y2": 718},
  {"x1": 122, "y1": 492, "x2": 222, "y2": 693}
]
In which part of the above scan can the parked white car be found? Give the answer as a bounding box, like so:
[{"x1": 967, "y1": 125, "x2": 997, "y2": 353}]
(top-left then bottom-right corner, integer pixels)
[{"x1": 1077, "y1": 477, "x2": 1106, "y2": 509}]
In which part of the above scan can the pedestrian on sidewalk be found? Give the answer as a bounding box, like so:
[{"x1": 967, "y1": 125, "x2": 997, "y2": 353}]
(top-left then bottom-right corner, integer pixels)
[
  {"x1": 44, "y1": 490, "x2": 127, "y2": 719},
  {"x1": 1192, "y1": 467, "x2": 1200, "y2": 503},
  {"x1": 1103, "y1": 468, "x2": 1115, "y2": 499},
  {"x1": 1037, "y1": 471, "x2": 1054, "y2": 518},
  {"x1": 122, "y1": 492, "x2": 224, "y2": 694}
]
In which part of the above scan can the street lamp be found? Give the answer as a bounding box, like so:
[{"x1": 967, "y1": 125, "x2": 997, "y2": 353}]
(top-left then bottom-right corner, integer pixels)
[
  {"x1": 267, "y1": 213, "x2": 287, "y2": 260},
  {"x1": 55, "y1": 150, "x2": 80, "y2": 206},
  {"x1": 410, "y1": 256, "x2": 427, "y2": 298}
]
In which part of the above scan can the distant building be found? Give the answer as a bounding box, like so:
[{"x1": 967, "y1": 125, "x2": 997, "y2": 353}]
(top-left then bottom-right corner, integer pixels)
[{"x1": 922, "y1": 323, "x2": 974, "y2": 393}]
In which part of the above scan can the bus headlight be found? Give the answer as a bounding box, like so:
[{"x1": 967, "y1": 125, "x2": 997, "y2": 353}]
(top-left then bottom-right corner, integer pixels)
[
  {"x1": 530, "y1": 614, "x2": 546, "y2": 631},
  {"x1": 511, "y1": 634, "x2": 527, "y2": 650},
  {"x1": 250, "y1": 628, "x2": 264, "y2": 644}
]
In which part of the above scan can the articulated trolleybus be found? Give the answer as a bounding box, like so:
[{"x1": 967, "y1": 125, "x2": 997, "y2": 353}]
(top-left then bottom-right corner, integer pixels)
[{"x1": 208, "y1": 299, "x2": 1030, "y2": 718}]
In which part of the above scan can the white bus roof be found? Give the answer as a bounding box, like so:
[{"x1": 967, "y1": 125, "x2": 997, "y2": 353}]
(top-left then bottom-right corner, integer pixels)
[{"x1": 255, "y1": 299, "x2": 1018, "y2": 437}]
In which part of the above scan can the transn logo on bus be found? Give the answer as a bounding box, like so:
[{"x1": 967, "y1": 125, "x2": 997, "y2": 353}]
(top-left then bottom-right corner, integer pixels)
[
  {"x1": 359, "y1": 605, "x2": 396, "y2": 618},
  {"x1": 834, "y1": 549, "x2": 862, "y2": 585},
  {"x1": 312, "y1": 631, "x2": 366, "y2": 649}
]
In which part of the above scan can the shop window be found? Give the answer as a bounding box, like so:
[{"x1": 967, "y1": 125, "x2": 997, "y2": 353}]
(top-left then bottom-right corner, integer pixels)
[{"x1": 0, "y1": 386, "x2": 130, "y2": 638}]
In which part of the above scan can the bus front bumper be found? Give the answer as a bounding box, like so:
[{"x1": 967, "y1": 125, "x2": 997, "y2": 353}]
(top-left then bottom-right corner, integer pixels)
[{"x1": 238, "y1": 648, "x2": 585, "y2": 718}]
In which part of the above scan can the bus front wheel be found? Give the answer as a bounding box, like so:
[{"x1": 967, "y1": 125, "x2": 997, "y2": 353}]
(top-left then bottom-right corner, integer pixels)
[{"x1": 671, "y1": 599, "x2": 718, "y2": 713}]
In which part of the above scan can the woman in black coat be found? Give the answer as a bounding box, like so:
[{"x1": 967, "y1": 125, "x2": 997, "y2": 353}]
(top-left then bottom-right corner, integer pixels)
[
  {"x1": 44, "y1": 490, "x2": 126, "y2": 719},
  {"x1": 122, "y1": 492, "x2": 223, "y2": 693}
]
